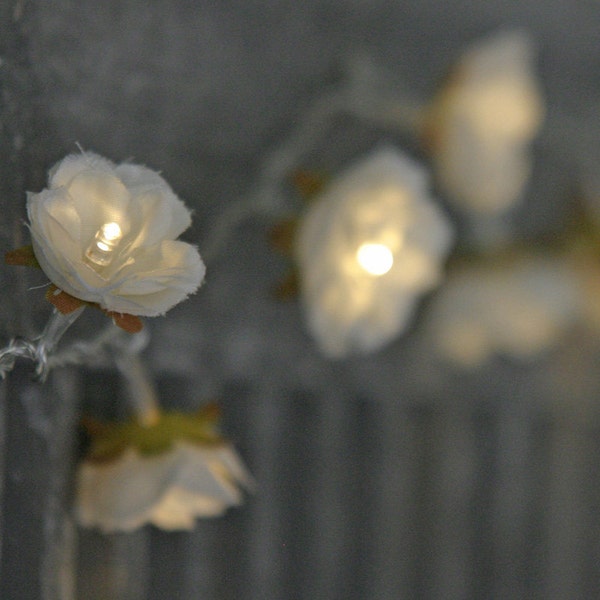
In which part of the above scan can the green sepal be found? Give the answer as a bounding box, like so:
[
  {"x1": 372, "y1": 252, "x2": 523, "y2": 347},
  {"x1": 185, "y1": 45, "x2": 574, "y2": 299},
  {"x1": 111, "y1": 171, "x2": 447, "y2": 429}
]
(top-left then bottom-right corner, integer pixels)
[
  {"x1": 5, "y1": 245, "x2": 41, "y2": 268},
  {"x1": 82, "y1": 405, "x2": 225, "y2": 463}
]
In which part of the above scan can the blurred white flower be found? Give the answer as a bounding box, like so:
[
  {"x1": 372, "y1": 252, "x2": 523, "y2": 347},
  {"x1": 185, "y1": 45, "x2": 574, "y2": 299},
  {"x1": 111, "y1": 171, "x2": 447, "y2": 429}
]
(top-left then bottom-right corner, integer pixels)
[
  {"x1": 295, "y1": 147, "x2": 453, "y2": 358},
  {"x1": 425, "y1": 29, "x2": 544, "y2": 216},
  {"x1": 27, "y1": 151, "x2": 205, "y2": 317},
  {"x1": 426, "y1": 255, "x2": 583, "y2": 367},
  {"x1": 76, "y1": 441, "x2": 253, "y2": 532}
]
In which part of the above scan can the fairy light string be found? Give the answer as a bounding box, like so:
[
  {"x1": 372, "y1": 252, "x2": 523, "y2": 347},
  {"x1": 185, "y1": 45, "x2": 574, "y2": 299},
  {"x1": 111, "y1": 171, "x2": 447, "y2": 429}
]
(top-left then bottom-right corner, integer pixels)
[{"x1": 0, "y1": 39, "x2": 595, "y2": 380}]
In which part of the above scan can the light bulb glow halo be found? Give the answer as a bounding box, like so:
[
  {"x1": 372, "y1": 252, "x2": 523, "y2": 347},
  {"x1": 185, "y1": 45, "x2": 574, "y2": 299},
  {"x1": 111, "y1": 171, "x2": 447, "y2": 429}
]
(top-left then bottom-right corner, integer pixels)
[
  {"x1": 99, "y1": 221, "x2": 123, "y2": 242},
  {"x1": 356, "y1": 242, "x2": 394, "y2": 276}
]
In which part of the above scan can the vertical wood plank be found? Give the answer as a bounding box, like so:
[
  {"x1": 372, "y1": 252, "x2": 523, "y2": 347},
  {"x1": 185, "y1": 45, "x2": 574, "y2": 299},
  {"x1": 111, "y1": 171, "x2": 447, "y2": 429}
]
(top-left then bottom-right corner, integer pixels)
[
  {"x1": 366, "y1": 401, "x2": 423, "y2": 599},
  {"x1": 40, "y1": 369, "x2": 80, "y2": 600},
  {"x1": 77, "y1": 529, "x2": 150, "y2": 600},
  {"x1": 490, "y1": 407, "x2": 535, "y2": 599},
  {"x1": 541, "y1": 416, "x2": 590, "y2": 600},
  {"x1": 427, "y1": 407, "x2": 477, "y2": 600},
  {"x1": 243, "y1": 382, "x2": 287, "y2": 600},
  {"x1": 0, "y1": 380, "x2": 6, "y2": 578}
]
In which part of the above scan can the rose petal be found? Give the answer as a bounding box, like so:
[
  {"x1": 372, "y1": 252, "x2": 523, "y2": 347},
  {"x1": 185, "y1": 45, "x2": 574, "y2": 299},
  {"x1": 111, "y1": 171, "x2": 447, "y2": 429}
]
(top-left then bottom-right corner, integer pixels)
[
  {"x1": 49, "y1": 152, "x2": 116, "y2": 189},
  {"x1": 76, "y1": 443, "x2": 251, "y2": 532},
  {"x1": 126, "y1": 187, "x2": 192, "y2": 249},
  {"x1": 97, "y1": 242, "x2": 205, "y2": 316},
  {"x1": 28, "y1": 190, "x2": 83, "y2": 264},
  {"x1": 66, "y1": 171, "x2": 131, "y2": 244},
  {"x1": 116, "y1": 163, "x2": 191, "y2": 239}
]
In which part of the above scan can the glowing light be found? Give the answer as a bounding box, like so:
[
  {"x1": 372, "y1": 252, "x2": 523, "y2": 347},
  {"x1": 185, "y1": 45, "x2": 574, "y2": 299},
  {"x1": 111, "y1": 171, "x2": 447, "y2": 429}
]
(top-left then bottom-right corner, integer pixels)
[
  {"x1": 356, "y1": 243, "x2": 394, "y2": 276},
  {"x1": 85, "y1": 222, "x2": 123, "y2": 267}
]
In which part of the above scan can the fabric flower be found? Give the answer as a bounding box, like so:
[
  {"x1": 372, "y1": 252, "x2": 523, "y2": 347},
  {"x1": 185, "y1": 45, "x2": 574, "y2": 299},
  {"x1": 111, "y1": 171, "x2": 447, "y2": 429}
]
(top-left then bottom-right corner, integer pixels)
[
  {"x1": 426, "y1": 254, "x2": 583, "y2": 367},
  {"x1": 27, "y1": 152, "x2": 205, "y2": 317},
  {"x1": 425, "y1": 29, "x2": 544, "y2": 216},
  {"x1": 75, "y1": 408, "x2": 254, "y2": 532},
  {"x1": 294, "y1": 147, "x2": 453, "y2": 358},
  {"x1": 77, "y1": 443, "x2": 252, "y2": 532}
]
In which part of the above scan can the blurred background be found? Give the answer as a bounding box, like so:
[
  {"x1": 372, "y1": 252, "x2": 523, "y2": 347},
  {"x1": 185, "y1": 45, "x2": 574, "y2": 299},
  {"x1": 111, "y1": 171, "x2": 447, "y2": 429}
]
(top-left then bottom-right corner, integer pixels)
[{"x1": 1, "y1": 1, "x2": 600, "y2": 598}]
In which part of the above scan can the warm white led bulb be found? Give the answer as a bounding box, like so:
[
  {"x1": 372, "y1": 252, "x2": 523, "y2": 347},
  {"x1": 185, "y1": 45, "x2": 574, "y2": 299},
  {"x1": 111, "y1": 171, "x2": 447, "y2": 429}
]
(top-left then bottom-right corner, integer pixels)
[
  {"x1": 356, "y1": 242, "x2": 394, "y2": 276},
  {"x1": 85, "y1": 222, "x2": 123, "y2": 267}
]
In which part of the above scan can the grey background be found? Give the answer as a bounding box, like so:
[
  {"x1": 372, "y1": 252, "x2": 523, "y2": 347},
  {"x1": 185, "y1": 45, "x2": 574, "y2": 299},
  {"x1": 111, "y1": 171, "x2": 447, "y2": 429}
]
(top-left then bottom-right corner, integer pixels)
[{"x1": 1, "y1": 1, "x2": 600, "y2": 598}]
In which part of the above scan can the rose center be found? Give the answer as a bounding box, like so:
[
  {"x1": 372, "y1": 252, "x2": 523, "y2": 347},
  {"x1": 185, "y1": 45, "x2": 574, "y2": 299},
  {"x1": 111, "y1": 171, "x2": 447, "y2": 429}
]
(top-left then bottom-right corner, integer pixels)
[{"x1": 85, "y1": 222, "x2": 124, "y2": 268}]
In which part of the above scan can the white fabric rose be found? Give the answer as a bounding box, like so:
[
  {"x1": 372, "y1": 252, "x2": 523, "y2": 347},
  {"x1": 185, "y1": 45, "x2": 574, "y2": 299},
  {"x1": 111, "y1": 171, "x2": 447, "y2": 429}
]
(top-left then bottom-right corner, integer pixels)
[
  {"x1": 76, "y1": 442, "x2": 253, "y2": 532},
  {"x1": 426, "y1": 255, "x2": 583, "y2": 367},
  {"x1": 27, "y1": 152, "x2": 205, "y2": 316},
  {"x1": 426, "y1": 29, "x2": 544, "y2": 216},
  {"x1": 295, "y1": 147, "x2": 453, "y2": 358}
]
